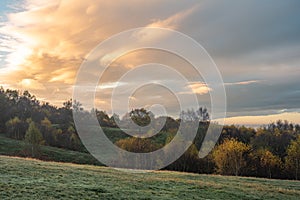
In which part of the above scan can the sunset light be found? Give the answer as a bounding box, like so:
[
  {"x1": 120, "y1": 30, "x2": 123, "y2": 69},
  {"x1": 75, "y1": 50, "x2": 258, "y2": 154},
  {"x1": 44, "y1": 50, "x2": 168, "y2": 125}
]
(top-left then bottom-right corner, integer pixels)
[{"x1": 0, "y1": 1, "x2": 300, "y2": 199}]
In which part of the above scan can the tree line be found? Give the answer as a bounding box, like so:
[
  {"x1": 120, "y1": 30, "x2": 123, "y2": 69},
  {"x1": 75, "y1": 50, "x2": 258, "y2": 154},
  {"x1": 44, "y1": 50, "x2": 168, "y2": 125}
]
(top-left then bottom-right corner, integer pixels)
[{"x1": 0, "y1": 87, "x2": 300, "y2": 180}]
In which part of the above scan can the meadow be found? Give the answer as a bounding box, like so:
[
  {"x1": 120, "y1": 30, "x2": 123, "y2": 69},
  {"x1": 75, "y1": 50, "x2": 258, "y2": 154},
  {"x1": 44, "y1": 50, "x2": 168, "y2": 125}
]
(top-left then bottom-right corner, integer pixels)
[
  {"x1": 0, "y1": 134, "x2": 101, "y2": 165},
  {"x1": 0, "y1": 155, "x2": 300, "y2": 200}
]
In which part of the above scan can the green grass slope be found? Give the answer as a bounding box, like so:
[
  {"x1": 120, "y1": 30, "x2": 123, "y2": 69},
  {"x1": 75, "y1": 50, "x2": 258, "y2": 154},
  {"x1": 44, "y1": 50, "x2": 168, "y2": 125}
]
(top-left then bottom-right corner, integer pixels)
[
  {"x1": 0, "y1": 134, "x2": 101, "y2": 165},
  {"x1": 0, "y1": 156, "x2": 300, "y2": 200}
]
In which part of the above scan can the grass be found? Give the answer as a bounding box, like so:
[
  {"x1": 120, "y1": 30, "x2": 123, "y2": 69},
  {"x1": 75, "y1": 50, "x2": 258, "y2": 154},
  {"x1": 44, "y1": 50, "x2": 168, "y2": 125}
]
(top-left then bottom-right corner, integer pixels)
[
  {"x1": 0, "y1": 156, "x2": 300, "y2": 200},
  {"x1": 0, "y1": 134, "x2": 101, "y2": 165}
]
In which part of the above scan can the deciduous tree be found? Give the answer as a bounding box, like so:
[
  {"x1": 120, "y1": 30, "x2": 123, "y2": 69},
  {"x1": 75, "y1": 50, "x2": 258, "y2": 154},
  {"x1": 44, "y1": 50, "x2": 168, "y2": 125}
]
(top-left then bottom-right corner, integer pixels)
[
  {"x1": 213, "y1": 138, "x2": 249, "y2": 176},
  {"x1": 285, "y1": 135, "x2": 300, "y2": 180},
  {"x1": 25, "y1": 121, "x2": 44, "y2": 157}
]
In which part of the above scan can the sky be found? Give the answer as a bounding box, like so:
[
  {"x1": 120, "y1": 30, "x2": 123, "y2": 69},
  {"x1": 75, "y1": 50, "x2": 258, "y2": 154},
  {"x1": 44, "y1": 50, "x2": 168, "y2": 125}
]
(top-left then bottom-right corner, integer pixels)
[
  {"x1": 0, "y1": 0, "x2": 300, "y2": 126},
  {"x1": 0, "y1": 0, "x2": 20, "y2": 68}
]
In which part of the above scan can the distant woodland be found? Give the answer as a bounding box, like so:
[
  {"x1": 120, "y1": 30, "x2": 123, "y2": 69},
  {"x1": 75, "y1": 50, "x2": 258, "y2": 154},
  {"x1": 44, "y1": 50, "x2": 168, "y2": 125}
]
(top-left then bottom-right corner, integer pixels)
[{"x1": 0, "y1": 87, "x2": 300, "y2": 180}]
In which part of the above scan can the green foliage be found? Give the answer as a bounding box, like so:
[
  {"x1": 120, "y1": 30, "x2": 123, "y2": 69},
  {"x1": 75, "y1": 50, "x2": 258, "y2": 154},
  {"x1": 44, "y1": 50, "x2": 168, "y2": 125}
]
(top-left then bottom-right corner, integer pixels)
[
  {"x1": 102, "y1": 127, "x2": 130, "y2": 143},
  {"x1": 25, "y1": 121, "x2": 44, "y2": 157},
  {"x1": 25, "y1": 122, "x2": 43, "y2": 145},
  {"x1": 130, "y1": 108, "x2": 152, "y2": 127}
]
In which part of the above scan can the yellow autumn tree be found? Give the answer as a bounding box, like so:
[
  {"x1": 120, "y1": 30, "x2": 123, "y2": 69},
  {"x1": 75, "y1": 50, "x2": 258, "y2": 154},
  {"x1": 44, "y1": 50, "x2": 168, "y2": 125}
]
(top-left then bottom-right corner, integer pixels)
[
  {"x1": 213, "y1": 138, "x2": 250, "y2": 176},
  {"x1": 259, "y1": 149, "x2": 282, "y2": 179},
  {"x1": 286, "y1": 135, "x2": 300, "y2": 180}
]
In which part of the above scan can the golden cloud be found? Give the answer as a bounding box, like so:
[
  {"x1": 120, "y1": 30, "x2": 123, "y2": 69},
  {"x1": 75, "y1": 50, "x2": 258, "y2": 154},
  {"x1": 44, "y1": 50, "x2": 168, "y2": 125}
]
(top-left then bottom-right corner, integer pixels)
[
  {"x1": 188, "y1": 82, "x2": 211, "y2": 95},
  {"x1": 0, "y1": 0, "x2": 198, "y2": 107}
]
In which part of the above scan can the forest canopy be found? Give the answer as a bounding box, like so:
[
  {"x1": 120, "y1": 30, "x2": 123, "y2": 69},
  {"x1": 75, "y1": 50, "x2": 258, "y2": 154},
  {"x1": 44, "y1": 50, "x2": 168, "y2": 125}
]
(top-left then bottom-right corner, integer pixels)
[{"x1": 1, "y1": 87, "x2": 300, "y2": 180}]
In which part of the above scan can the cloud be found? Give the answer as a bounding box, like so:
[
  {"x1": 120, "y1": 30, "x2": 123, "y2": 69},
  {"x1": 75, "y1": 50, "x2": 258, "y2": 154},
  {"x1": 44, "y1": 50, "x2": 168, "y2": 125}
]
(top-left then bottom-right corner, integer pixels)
[
  {"x1": 19, "y1": 78, "x2": 45, "y2": 90},
  {"x1": 98, "y1": 82, "x2": 127, "y2": 90},
  {"x1": 221, "y1": 112, "x2": 300, "y2": 126},
  {"x1": 0, "y1": 0, "x2": 200, "y2": 106},
  {"x1": 183, "y1": 0, "x2": 300, "y2": 58},
  {"x1": 147, "y1": 5, "x2": 199, "y2": 29},
  {"x1": 0, "y1": 0, "x2": 299, "y2": 123},
  {"x1": 225, "y1": 80, "x2": 262, "y2": 86},
  {"x1": 183, "y1": 82, "x2": 211, "y2": 95}
]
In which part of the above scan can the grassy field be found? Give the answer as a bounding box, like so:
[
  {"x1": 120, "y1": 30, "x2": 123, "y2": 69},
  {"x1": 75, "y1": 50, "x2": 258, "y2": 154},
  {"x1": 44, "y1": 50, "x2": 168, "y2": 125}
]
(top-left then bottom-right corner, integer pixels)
[
  {"x1": 0, "y1": 134, "x2": 101, "y2": 165},
  {"x1": 0, "y1": 156, "x2": 300, "y2": 200}
]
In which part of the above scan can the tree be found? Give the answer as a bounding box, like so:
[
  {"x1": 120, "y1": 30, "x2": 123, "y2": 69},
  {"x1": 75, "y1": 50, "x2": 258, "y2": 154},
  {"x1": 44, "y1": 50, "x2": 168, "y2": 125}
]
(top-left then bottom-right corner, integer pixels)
[
  {"x1": 0, "y1": 87, "x2": 9, "y2": 132},
  {"x1": 295, "y1": 124, "x2": 300, "y2": 134},
  {"x1": 67, "y1": 125, "x2": 81, "y2": 151},
  {"x1": 130, "y1": 108, "x2": 151, "y2": 126},
  {"x1": 115, "y1": 137, "x2": 161, "y2": 169},
  {"x1": 111, "y1": 113, "x2": 120, "y2": 127},
  {"x1": 168, "y1": 144, "x2": 200, "y2": 172},
  {"x1": 116, "y1": 137, "x2": 160, "y2": 153},
  {"x1": 213, "y1": 138, "x2": 249, "y2": 176},
  {"x1": 96, "y1": 110, "x2": 111, "y2": 127},
  {"x1": 41, "y1": 117, "x2": 51, "y2": 129},
  {"x1": 180, "y1": 107, "x2": 210, "y2": 122},
  {"x1": 129, "y1": 108, "x2": 152, "y2": 134},
  {"x1": 251, "y1": 127, "x2": 294, "y2": 158},
  {"x1": 25, "y1": 121, "x2": 44, "y2": 157},
  {"x1": 197, "y1": 107, "x2": 210, "y2": 121},
  {"x1": 258, "y1": 149, "x2": 282, "y2": 179},
  {"x1": 63, "y1": 99, "x2": 72, "y2": 110},
  {"x1": 220, "y1": 125, "x2": 255, "y2": 144},
  {"x1": 5, "y1": 117, "x2": 26, "y2": 139},
  {"x1": 285, "y1": 135, "x2": 300, "y2": 180},
  {"x1": 70, "y1": 133, "x2": 81, "y2": 151},
  {"x1": 40, "y1": 117, "x2": 57, "y2": 146}
]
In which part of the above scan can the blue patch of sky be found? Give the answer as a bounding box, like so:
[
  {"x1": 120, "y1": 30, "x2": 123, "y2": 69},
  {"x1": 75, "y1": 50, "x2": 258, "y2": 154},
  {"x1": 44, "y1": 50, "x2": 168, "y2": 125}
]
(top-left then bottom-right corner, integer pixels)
[{"x1": 0, "y1": 0, "x2": 23, "y2": 68}]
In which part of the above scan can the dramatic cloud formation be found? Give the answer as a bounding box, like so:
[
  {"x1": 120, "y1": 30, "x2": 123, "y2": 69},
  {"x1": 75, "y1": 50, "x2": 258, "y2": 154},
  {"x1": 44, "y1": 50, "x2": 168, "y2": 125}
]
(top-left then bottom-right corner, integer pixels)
[
  {"x1": 0, "y1": 0, "x2": 299, "y2": 124},
  {"x1": 0, "y1": 0, "x2": 200, "y2": 105}
]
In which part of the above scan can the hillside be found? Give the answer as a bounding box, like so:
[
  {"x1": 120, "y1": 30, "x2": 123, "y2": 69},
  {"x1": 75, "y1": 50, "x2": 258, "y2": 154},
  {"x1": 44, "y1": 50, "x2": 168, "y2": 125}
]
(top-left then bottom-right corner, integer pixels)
[
  {"x1": 0, "y1": 156, "x2": 299, "y2": 200},
  {"x1": 0, "y1": 134, "x2": 101, "y2": 166}
]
